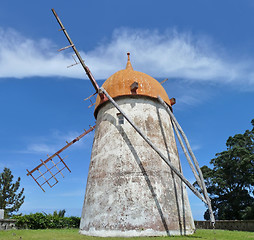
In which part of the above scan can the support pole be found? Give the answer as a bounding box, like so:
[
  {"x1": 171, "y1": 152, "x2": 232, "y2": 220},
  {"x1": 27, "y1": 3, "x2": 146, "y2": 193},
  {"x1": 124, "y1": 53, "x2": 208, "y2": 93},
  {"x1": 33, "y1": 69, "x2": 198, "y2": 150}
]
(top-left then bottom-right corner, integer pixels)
[
  {"x1": 171, "y1": 119, "x2": 203, "y2": 189},
  {"x1": 100, "y1": 87, "x2": 207, "y2": 204},
  {"x1": 157, "y1": 96, "x2": 215, "y2": 224}
]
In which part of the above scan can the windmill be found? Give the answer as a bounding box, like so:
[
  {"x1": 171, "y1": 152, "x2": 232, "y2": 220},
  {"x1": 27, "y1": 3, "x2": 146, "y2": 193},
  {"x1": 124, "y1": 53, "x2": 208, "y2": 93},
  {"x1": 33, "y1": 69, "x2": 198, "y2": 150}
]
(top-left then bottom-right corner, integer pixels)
[{"x1": 26, "y1": 9, "x2": 215, "y2": 237}]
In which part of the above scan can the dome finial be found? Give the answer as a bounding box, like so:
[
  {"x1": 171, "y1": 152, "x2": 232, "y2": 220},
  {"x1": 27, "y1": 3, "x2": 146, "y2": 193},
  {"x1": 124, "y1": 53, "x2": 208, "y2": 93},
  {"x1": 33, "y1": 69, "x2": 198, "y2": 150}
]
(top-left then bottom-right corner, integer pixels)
[{"x1": 126, "y1": 52, "x2": 133, "y2": 70}]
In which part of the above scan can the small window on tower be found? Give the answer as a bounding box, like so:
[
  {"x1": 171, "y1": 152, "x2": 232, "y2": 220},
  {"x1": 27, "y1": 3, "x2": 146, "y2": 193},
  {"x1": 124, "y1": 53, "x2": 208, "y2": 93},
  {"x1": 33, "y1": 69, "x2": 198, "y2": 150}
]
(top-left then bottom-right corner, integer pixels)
[{"x1": 117, "y1": 113, "x2": 124, "y2": 125}]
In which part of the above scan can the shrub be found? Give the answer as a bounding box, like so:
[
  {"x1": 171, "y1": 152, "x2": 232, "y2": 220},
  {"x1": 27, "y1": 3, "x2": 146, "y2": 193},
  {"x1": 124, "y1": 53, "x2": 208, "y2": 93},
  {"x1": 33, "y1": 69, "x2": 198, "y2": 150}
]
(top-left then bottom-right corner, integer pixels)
[{"x1": 12, "y1": 213, "x2": 80, "y2": 229}]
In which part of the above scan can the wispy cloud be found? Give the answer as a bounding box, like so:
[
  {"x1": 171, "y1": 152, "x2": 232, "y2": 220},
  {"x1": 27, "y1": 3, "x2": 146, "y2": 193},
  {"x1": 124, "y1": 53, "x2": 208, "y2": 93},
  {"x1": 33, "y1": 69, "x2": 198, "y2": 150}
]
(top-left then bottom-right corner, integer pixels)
[
  {"x1": 0, "y1": 27, "x2": 85, "y2": 79},
  {"x1": 21, "y1": 129, "x2": 94, "y2": 155},
  {"x1": 1, "y1": 27, "x2": 254, "y2": 88},
  {"x1": 25, "y1": 143, "x2": 57, "y2": 154}
]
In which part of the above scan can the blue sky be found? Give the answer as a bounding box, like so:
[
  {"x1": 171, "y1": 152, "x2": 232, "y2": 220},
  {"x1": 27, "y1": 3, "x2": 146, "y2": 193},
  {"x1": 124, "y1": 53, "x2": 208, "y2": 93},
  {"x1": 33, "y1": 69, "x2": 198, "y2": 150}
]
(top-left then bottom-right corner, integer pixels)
[{"x1": 0, "y1": 1, "x2": 254, "y2": 220}]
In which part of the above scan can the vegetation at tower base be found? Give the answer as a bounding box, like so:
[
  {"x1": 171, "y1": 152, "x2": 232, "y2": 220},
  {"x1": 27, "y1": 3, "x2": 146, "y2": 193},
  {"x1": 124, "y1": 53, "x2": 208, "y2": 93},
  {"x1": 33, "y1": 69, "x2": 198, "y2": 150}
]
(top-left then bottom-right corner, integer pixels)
[
  {"x1": 13, "y1": 211, "x2": 80, "y2": 229},
  {"x1": 0, "y1": 167, "x2": 25, "y2": 218},
  {"x1": 195, "y1": 119, "x2": 254, "y2": 220}
]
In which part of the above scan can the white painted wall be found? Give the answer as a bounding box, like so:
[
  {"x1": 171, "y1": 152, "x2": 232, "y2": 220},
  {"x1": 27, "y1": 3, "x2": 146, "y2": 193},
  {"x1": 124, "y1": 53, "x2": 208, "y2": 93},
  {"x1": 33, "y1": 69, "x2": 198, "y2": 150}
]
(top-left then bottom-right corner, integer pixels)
[{"x1": 80, "y1": 96, "x2": 195, "y2": 237}]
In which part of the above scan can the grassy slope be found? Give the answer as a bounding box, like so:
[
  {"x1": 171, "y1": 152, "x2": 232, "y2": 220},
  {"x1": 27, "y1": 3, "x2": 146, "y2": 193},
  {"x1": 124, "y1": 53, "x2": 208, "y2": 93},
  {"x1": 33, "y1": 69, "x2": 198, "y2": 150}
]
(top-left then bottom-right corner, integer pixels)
[{"x1": 0, "y1": 229, "x2": 254, "y2": 240}]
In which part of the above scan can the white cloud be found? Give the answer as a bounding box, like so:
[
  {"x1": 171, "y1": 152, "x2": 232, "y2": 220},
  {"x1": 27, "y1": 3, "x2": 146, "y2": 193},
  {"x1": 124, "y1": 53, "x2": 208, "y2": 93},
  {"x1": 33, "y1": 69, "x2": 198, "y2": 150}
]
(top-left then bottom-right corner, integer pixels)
[
  {"x1": 0, "y1": 28, "x2": 83, "y2": 79},
  {"x1": 1, "y1": 27, "x2": 254, "y2": 87},
  {"x1": 26, "y1": 143, "x2": 57, "y2": 154},
  {"x1": 21, "y1": 129, "x2": 94, "y2": 155}
]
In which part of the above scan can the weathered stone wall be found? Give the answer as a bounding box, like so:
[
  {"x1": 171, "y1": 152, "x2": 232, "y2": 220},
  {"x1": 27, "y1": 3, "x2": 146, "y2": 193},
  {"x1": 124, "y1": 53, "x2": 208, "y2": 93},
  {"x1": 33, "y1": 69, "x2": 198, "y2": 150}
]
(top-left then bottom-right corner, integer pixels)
[
  {"x1": 195, "y1": 220, "x2": 254, "y2": 232},
  {"x1": 80, "y1": 97, "x2": 195, "y2": 237},
  {"x1": 0, "y1": 219, "x2": 16, "y2": 230},
  {"x1": 0, "y1": 210, "x2": 4, "y2": 220}
]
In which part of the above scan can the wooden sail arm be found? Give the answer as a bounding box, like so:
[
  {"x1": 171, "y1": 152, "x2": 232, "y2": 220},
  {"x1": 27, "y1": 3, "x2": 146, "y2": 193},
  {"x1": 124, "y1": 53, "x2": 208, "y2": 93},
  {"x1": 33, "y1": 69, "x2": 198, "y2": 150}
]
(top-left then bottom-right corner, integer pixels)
[
  {"x1": 51, "y1": 8, "x2": 100, "y2": 93},
  {"x1": 27, "y1": 125, "x2": 95, "y2": 176}
]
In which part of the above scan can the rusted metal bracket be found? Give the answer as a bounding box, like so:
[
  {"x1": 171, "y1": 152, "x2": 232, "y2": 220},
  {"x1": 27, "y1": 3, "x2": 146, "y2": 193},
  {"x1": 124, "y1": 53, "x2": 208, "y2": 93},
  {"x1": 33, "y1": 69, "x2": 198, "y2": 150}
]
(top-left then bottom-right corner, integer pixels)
[
  {"x1": 27, "y1": 125, "x2": 96, "y2": 192},
  {"x1": 170, "y1": 98, "x2": 176, "y2": 106},
  {"x1": 160, "y1": 78, "x2": 168, "y2": 84}
]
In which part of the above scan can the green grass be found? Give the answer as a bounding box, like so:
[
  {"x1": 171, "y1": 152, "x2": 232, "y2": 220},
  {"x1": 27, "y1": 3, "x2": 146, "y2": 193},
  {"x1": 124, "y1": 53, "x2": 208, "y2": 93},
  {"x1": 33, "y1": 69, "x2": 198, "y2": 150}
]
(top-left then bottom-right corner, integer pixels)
[{"x1": 0, "y1": 229, "x2": 253, "y2": 240}]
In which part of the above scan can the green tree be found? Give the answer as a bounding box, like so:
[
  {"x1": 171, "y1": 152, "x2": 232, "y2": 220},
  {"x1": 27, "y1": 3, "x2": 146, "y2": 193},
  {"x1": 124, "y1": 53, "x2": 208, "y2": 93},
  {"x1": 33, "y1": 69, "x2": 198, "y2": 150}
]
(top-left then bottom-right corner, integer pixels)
[
  {"x1": 43, "y1": 209, "x2": 66, "y2": 218},
  {"x1": 0, "y1": 168, "x2": 25, "y2": 218},
  {"x1": 54, "y1": 209, "x2": 66, "y2": 218},
  {"x1": 197, "y1": 119, "x2": 254, "y2": 220}
]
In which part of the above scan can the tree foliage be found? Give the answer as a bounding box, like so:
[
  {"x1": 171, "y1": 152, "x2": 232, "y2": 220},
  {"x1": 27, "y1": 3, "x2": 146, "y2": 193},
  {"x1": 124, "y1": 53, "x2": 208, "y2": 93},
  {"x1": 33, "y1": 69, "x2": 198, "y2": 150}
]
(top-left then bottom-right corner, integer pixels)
[
  {"x1": 197, "y1": 119, "x2": 254, "y2": 220},
  {"x1": 0, "y1": 167, "x2": 25, "y2": 217},
  {"x1": 43, "y1": 209, "x2": 66, "y2": 218}
]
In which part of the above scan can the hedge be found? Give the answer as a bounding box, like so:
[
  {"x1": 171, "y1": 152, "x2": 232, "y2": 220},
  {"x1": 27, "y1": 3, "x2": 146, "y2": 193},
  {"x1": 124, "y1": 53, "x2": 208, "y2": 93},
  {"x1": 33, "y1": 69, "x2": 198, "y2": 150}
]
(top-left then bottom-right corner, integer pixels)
[{"x1": 12, "y1": 213, "x2": 80, "y2": 229}]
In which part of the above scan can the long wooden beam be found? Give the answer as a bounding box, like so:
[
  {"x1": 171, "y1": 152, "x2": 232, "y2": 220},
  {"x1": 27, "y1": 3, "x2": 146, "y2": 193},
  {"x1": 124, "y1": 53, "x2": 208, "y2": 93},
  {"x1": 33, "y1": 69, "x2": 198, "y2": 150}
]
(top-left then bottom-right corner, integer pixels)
[
  {"x1": 157, "y1": 96, "x2": 215, "y2": 224},
  {"x1": 51, "y1": 9, "x2": 100, "y2": 93},
  {"x1": 171, "y1": 119, "x2": 203, "y2": 189}
]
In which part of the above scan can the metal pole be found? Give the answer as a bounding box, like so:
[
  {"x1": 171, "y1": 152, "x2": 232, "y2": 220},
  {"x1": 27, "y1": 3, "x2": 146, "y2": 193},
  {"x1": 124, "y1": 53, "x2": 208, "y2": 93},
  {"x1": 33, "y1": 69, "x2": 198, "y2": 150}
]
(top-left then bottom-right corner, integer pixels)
[
  {"x1": 157, "y1": 96, "x2": 215, "y2": 224},
  {"x1": 100, "y1": 87, "x2": 208, "y2": 204}
]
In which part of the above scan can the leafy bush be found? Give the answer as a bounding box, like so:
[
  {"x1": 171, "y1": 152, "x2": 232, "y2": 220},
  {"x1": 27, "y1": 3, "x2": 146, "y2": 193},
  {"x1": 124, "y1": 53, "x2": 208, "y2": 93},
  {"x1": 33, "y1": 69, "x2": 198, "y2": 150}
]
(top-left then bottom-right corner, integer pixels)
[{"x1": 12, "y1": 213, "x2": 80, "y2": 229}]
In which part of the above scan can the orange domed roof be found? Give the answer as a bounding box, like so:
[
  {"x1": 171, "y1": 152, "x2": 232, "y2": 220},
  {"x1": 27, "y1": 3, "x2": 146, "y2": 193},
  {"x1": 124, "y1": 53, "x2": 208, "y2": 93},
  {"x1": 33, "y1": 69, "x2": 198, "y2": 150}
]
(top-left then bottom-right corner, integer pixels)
[{"x1": 94, "y1": 53, "x2": 172, "y2": 117}]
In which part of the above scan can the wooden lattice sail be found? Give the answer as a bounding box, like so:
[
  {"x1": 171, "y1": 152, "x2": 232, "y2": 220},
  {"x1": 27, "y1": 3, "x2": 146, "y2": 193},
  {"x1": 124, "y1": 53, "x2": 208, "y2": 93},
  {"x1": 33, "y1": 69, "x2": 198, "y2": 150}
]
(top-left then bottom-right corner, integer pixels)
[{"x1": 27, "y1": 126, "x2": 95, "y2": 192}]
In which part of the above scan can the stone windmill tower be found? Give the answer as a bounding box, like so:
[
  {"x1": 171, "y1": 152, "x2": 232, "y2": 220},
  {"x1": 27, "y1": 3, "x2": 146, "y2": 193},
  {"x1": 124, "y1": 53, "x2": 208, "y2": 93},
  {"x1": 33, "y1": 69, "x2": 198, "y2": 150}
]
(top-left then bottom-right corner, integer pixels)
[
  {"x1": 79, "y1": 54, "x2": 194, "y2": 236},
  {"x1": 27, "y1": 9, "x2": 215, "y2": 237}
]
